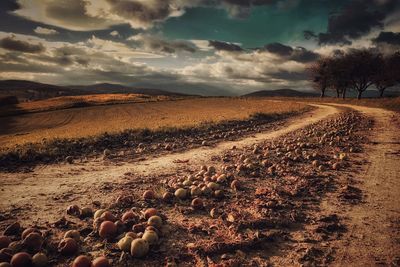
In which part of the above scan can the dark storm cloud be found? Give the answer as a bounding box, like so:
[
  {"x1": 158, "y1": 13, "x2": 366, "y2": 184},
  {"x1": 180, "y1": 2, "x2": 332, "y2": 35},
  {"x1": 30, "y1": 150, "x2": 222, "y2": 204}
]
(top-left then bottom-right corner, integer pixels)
[
  {"x1": 44, "y1": 0, "x2": 110, "y2": 30},
  {"x1": 261, "y1": 42, "x2": 319, "y2": 62},
  {"x1": 373, "y1": 31, "x2": 400, "y2": 45},
  {"x1": 290, "y1": 47, "x2": 319, "y2": 63},
  {"x1": 0, "y1": 36, "x2": 45, "y2": 53},
  {"x1": 304, "y1": 0, "x2": 400, "y2": 45},
  {"x1": 269, "y1": 70, "x2": 307, "y2": 81},
  {"x1": 1, "y1": 0, "x2": 20, "y2": 11},
  {"x1": 209, "y1": 40, "x2": 243, "y2": 51},
  {"x1": 131, "y1": 35, "x2": 197, "y2": 54},
  {"x1": 263, "y1": 42, "x2": 293, "y2": 56},
  {"x1": 106, "y1": 0, "x2": 171, "y2": 26}
]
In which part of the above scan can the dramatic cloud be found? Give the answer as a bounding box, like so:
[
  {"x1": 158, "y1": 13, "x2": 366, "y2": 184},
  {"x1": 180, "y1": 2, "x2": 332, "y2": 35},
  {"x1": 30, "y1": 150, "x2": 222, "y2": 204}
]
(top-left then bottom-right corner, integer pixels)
[
  {"x1": 263, "y1": 42, "x2": 293, "y2": 56},
  {"x1": 261, "y1": 42, "x2": 319, "y2": 62},
  {"x1": 12, "y1": 0, "x2": 300, "y2": 31},
  {"x1": 373, "y1": 31, "x2": 400, "y2": 45},
  {"x1": 209, "y1": 40, "x2": 243, "y2": 52},
  {"x1": 0, "y1": 35, "x2": 45, "y2": 53},
  {"x1": 14, "y1": 0, "x2": 116, "y2": 31},
  {"x1": 34, "y1": 26, "x2": 59, "y2": 35},
  {"x1": 305, "y1": 0, "x2": 400, "y2": 45},
  {"x1": 129, "y1": 34, "x2": 197, "y2": 54}
]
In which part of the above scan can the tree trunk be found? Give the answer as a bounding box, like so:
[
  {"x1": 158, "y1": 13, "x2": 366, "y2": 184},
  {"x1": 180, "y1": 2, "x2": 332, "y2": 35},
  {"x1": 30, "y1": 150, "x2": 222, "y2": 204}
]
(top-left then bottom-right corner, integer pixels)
[
  {"x1": 320, "y1": 89, "x2": 325, "y2": 98},
  {"x1": 336, "y1": 89, "x2": 340, "y2": 98},
  {"x1": 379, "y1": 89, "x2": 384, "y2": 98},
  {"x1": 357, "y1": 90, "x2": 362, "y2": 100},
  {"x1": 342, "y1": 88, "x2": 346, "y2": 99}
]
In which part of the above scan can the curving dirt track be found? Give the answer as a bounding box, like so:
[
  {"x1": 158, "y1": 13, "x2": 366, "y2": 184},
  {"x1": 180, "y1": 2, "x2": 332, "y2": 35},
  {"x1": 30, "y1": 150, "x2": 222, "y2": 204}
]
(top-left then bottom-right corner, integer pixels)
[
  {"x1": 0, "y1": 104, "x2": 337, "y2": 219},
  {"x1": 322, "y1": 104, "x2": 400, "y2": 266},
  {"x1": 0, "y1": 103, "x2": 399, "y2": 266}
]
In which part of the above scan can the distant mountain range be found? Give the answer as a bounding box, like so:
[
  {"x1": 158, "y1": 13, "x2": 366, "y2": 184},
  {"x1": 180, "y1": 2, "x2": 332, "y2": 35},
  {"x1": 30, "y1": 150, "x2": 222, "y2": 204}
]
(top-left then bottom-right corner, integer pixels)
[
  {"x1": 1, "y1": 80, "x2": 398, "y2": 104},
  {"x1": 243, "y1": 89, "x2": 318, "y2": 97},
  {"x1": 0, "y1": 80, "x2": 190, "y2": 102}
]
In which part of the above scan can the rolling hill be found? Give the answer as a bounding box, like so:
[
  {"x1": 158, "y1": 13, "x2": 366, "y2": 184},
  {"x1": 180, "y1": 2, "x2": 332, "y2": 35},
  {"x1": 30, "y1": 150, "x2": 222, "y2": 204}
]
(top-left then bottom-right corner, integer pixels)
[
  {"x1": 0, "y1": 80, "x2": 191, "y2": 103},
  {"x1": 243, "y1": 89, "x2": 318, "y2": 97}
]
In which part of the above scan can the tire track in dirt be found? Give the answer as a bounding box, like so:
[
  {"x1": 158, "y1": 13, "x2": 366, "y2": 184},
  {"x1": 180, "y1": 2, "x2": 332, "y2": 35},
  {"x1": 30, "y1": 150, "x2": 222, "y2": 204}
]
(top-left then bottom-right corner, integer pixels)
[
  {"x1": 0, "y1": 104, "x2": 339, "y2": 222},
  {"x1": 318, "y1": 104, "x2": 400, "y2": 266}
]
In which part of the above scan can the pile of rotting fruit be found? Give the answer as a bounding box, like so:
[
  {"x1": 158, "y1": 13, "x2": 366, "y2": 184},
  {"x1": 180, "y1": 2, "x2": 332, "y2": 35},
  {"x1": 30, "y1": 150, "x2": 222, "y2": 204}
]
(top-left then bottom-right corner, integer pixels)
[{"x1": 0, "y1": 111, "x2": 373, "y2": 266}]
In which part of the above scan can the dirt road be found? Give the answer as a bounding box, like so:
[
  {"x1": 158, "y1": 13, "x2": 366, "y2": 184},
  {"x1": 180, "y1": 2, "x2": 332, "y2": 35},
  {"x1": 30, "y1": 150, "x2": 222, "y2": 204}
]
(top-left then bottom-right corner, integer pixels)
[
  {"x1": 0, "y1": 104, "x2": 336, "y2": 218},
  {"x1": 323, "y1": 105, "x2": 400, "y2": 266},
  {"x1": 0, "y1": 103, "x2": 399, "y2": 266}
]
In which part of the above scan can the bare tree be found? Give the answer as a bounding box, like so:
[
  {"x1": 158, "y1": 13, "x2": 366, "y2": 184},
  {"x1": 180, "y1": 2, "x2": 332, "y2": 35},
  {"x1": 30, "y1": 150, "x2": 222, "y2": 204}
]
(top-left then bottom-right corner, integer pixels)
[
  {"x1": 374, "y1": 52, "x2": 400, "y2": 97},
  {"x1": 308, "y1": 57, "x2": 330, "y2": 98},
  {"x1": 345, "y1": 49, "x2": 380, "y2": 99},
  {"x1": 328, "y1": 54, "x2": 350, "y2": 99}
]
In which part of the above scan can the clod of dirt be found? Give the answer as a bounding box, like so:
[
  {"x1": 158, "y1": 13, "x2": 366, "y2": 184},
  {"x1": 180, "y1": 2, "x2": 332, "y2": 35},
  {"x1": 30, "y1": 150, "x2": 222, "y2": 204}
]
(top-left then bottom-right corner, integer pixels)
[
  {"x1": 339, "y1": 185, "x2": 363, "y2": 204},
  {"x1": 3, "y1": 222, "x2": 20, "y2": 236}
]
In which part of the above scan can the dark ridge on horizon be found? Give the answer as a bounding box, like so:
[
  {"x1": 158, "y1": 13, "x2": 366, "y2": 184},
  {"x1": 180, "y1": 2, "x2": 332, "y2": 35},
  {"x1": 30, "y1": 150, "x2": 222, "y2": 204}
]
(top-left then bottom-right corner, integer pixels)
[
  {"x1": 0, "y1": 80, "x2": 193, "y2": 102},
  {"x1": 243, "y1": 89, "x2": 318, "y2": 97}
]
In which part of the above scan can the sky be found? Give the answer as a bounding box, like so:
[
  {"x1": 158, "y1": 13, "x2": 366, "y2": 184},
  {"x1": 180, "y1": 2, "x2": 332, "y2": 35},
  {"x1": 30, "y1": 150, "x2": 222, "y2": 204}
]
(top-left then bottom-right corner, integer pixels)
[{"x1": 0, "y1": 0, "x2": 399, "y2": 95}]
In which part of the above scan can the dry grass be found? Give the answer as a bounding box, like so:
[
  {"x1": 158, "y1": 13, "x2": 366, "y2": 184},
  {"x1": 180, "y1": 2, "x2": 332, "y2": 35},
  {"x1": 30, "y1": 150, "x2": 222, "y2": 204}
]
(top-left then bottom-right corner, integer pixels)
[{"x1": 0, "y1": 98, "x2": 308, "y2": 148}]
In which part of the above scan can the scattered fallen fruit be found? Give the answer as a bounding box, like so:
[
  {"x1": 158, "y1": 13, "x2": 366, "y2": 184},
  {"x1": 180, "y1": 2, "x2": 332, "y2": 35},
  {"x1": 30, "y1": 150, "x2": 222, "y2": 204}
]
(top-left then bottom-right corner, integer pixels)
[
  {"x1": 230, "y1": 180, "x2": 240, "y2": 190},
  {"x1": 143, "y1": 190, "x2": 156, "y2": 200},
  {"x1": 0, "y1": 248, "x2": 13, "y2": 262},
  {"x1": 99, "y1": 221, "x2": 117, "y2": 239},
  {"x1": 10, "y1": 252, "x2": 32, "y2": 267},
  {"x1": 92, "y1": 256, "x2": 111, "y2": 267},
  {"x1": 94, "y1": 209, "x2": 106, "y2": 220},
  {"x1": 80, "y1": 207, "x2": 93, "y2": 218},
  {"x1": 117, "y1": 236, "x2": 133, "y2": 252},
  {"x1": 191, "y1": 198, "x2": 204, "y2": 209},
  {"x1": 147, "y1": 216, "x2": 162, "y2": 229},
  {"x1": 0, "y1": 236, "x2": 11, "y2": 249},
  {"x1": 143, "y1": 208, "x2": 158, "y2": 220},
  {"x1": 22, "y1": 232, "x2": 43, "y2": 252},
  {"x1": 32, "y1": 252, "x2": 48, "y2": 267},
  {"x1": 58, "y1": 238, "x2": 78, "y2": 256},
  {"x1": 130, "y1": 238, "x2": 149, "y2": 258},
  {"x1": 72, "y1": 255, "x2": 92, "y2": 267},
  {"x1": 64, "y1": 230, "x2": 80, "y2": 242},
  {"x1": 121, "y1": 211, "x2": 137, "y2": 223},
  {"x1": 142, "y1": 230, "x2": 158, "y2": 245},
  {"x1": 67, "y1": 205, "x2": 81, "y2": 216},
  {"x1": 174, "y1": 188, "x2": 187, "y2": 199},
  {"x1": 162, "y1": 192, "x2": 173, "y2": 202},
  {"x1": 21, "y1": 228, "x2": 38, "y2": 240},
  {"x1": 100, "y1": 211, "x2": 116, "y2": 222}
]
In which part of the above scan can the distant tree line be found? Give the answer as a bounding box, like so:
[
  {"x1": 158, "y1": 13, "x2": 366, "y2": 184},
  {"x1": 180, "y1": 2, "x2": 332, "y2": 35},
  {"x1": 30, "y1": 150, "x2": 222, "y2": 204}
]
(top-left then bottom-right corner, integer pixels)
[{"x1": 308, "y1": 49, "x2": 400, "y2": 99}]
